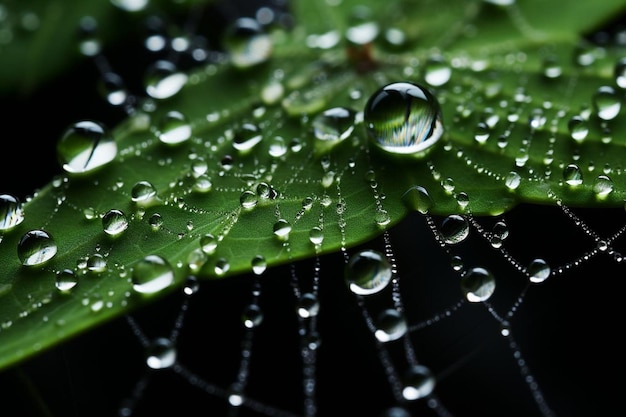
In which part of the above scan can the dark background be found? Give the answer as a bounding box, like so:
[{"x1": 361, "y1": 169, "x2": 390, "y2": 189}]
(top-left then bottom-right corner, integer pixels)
[{"x1": 0, "y1": 1, "x2": 624, "y2": 417}]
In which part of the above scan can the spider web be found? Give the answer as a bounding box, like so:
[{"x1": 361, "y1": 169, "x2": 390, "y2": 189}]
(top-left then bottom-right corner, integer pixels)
[{"x1": 1, "y1": 1, "x2": 624, "y2": 417}]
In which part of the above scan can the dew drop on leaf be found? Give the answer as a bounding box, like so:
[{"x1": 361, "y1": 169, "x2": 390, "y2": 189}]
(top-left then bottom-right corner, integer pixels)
[
  {"x1": 223, "y1": 17, "x2": 272, "y2": 69},
  {"x1": 55, "y1": 269, "x2": 78, "y2": 292},
  {"x1": 251, "y1": 255, "x2": 267, "y2": 275},
  {"x1": 148, "y1": 213, "x2": 163, "y2": 230},
  {"x1": 424, "y1": 55, "x2": 451, "y2": 87},
  {"x1": 345, "y1": 249, "x2": 392, "y2": 295},
  {"x1": 460, "y1": 267, "x2": 496, "y2": 302},
  {"x1": 364, "y1": 82, "x2": 444, "y2": 156},
  {"x1": 0, "y1": 194, "x2": 24, "y2": 231},
  {"x1": 131, "y1": 255, "x2": 174, "y2": 295},
  {"x1": 158, "y1": 110, "x2": 191, "y2": 145},
  {"x1": 592, "y1": 85, "x2": 621, "y2": 120},
  {"x1": 145, "y1": 337, "x2": 176, "y2": 369},
  {"x1": 200, "y1": 233, "x2": 218, "y2": 254},
  {"x1": 17, "y1": 229, "x2": 57, "y2": 266},
  {"x1": 563, "y1": 163, "x2": 583, "y2": 186},
  {"x1": 131, "y1": 181, "x2": 158, "y2": 207},
  {"x1": 504, "y1": 171, "x2": 521, "y2": 190},
  {"x1": 312, "y1": 106, "x2": 356, "y2": 151},
  {"x1": 102, "y1": 209, "x2": 129, "y2": 236},
  {"x1": 309, "y1": 226, "x2": 324, "y2": 245},
  {"x1": 233, "y1": 122, "x2": 263, "y2": 152},
  {"x1": 144, "y1": 60, "x2": 188, "y2": 99},
  {"x1": 593, "y1": 174, "x2": 614, "y2": 197},
  {"x1": 273, "y1": 219, "x2": 292, "y2": 240},
  {"x1": 374, "y1": 308, "x2": 407, "y2": 342},
  {"x1": 239, "y1": 190, "x2": 258, "y2": 209},
  {"x1": 401, "y1": 364, "x2": 435, "y2": 400},
  {"x1": 56, "y1": 120, "x2": 117, "y2": 175},
  {"x1": 87, "y1": 253, "x2": 107, "y2": 273}
]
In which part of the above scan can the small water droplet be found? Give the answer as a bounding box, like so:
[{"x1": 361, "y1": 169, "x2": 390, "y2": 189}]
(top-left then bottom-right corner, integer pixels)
[
  {"x1": 158, "y1": 110, "x2": 192, "y2": 145},
  {"x1": 240, "y1": 190, "x2": 258, "y2": 209},
  {"x1": 374, "y1": 308, "x2": 407, "y2": 342},
  {"x1": 527, "y1": 258, "x2": 550, "y2": 283},
  {"x1": 144, "y1": 60, "x2": 188, "y2": 99},
  {"x1": 312, "y1": 107, "x2": 356, "y2": 152},
  {"x1": 401, "y1": 364, "x2": 435, "y2": 400},
  {"x1": 273, "y1": 219, "x2": 292, "y2": 240},
  {"x1": 55, "y1": 269, "x2": 78, "y2": 292},
  {"x1": 505, "y1": 171, "x2": 521, "y2": 190},
  {"x1": 214, "y1": 257, "x2": 230, "y2": 276},
  {"x1": 401, "y1": 185, "x2": 433, "y2": 214},
  {"x1": 131, "y1": 181, "x2": 159, "y2": 207},
  {"x1": 233, "y1": 122, "x2": 263, "y2": 152},
  {"x1": 563, "y1": 163, "x2": 583, "y2": 186},
  {"x1": 440, "y1": 214, "x2": 469, "y2": 244},
  {"x1": 102, "y1": 209, "x2": 129, "y2": 236},
  {"x1": 296, "y1": 292, "x2": 320, "y2": 318},
  {"x1": 0, "y1": 194, "x2": 25, "y2": 231},
  {"x1": 593, "y1": 175, "x2": 613, "y2": 197},
  {"x1": 57, "y1": 120, "x2": 117, "y2": 175},
  {"x1": 593, "y1": 85, "x2": 621, "y2": 120},
  {"x1": 364, "y1": 82, "x2": 444, "y2": 156},
  {"x1": 87, "y1": 253, "x2": 107, "y2": 273},
  {"x1": 131, "y1": 255, "x2": 175, "y2": 295},
  {"x1": 424, "y1": 55, "x2": 451, "y2": 87},
  {"x1": 489, "y1": 221, "x2": 509, "y2": 248},
  {"x1": 542, "y1": 55, "x2": 562, "y2": 79},
  {"x1": 17, "y1": 229, "x2": 57, "y2": 266},
  {"x1": 309, "y1": 226, "x2": 324, "y2": 245},
  {"x1": 148, "y1": 213, "x2": 163, "y2": 230},
  {"x1": 242, "y1": 304, "x2": 263, "y2": 328},
  {"x1": 251, "y1": 255, "x2": 267, "y2": 275},
  {"x1": 223, "y1": 17, "x2": 272, "y2": 69},
  {"x1": 183, "y1": 275, "x2": 200, "y2": 296},
  {"x1": 345, "y1": 249, "x2": 392, "y2": 295},
  {"x1": 145, "y1": 337, "x2": 176, "y2": 369},
  {"x1": 98, "y1": 71, "x2": 128, "y2": 107},
  {"x1": 460, "y1": 267, "x2": 496, "y2": 302},
  {"x1": 111, "y1": 0, "x2": 149, "y2": 12},
  {"x1": 200, "y1": 233, "x2": 218, "y2": 254}
]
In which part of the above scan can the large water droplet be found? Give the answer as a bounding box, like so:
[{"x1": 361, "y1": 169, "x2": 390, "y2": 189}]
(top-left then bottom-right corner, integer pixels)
[
  {"x1": 563, "y1": 163, "x2": 583, "y2": 186},
  {"x1": 57, "y1": 120, "x2": 117, "y2": 175},
  {"x1": 0, "y1": 194, "x2": 25, "y2": 231},
  {"x1": 345, "y1": 249, "x2": 392, "y2": 295},
  {"x1": 223, "y1": 17, "x2": 272, "y2": 69},
  {"x1": 158, "y1": 110, "x2": 191, "y2": 145},
  {"x1": 460, "y1": 267, "x2": 496, "y2": 302},
  {"x1": 55, "y1": 269, "x2": 78, "y2": 292},
  {"x1": 131, "y1": 254, "x2": 175, "y2": 295},
  {"x1": 364, "y1": 81, "x2": 444, "y2": 157},
  {"x1": 17, "y1": 229, "x2": 58, "y2": 266}
]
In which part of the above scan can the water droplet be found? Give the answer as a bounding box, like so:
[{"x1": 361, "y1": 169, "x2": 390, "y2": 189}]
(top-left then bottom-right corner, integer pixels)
[
  {"x1": 312, "y1": 107, "x2": 356, "y2": 152},
  {"x1": 57, "y1": 120, "x2": 117, "y2": 175},
  {"x1": 55, "y1": 269, "x2": 78, "y2": 292},
  {"x1": 401, "y1": 185, "x2": 433, "y2": 214},
  {"x1": 240, "y1": 190, "x2": 258, "y2": 209},
  {"x1": 273, "y1": 219, "x2": 292, "y2": 240},
  {"x1": 242, "y1": 304, "x2": 263, "y2": 328},
  {"x1": 489, "y1": 221, "x2": 509, "y2": 248},
  {"x1": 223, "y1": 17, "x2": 272, "y2": 69},
  {"x1": 268, "y1": 136, "x2": 287, "y2": 157},
  {"x1": 615, "y1": 57, "x2": 626, "y2": 89},
  {"x1": 144, "y1": 60, "x2": 188, "y2": 99},
  {"x1": 460, "y1": 267, "x2": 496, "y2": 302},
  {"x1": 401, "y1": 364, "x2": 435, "y2": 400},
  {"x1": 145, "y1": 337, "x2": 176, "y2": 369},
  {"x1": 527, "y1": 258, "x2": 550, "y2": 283},
  {"x1": 593, "y1": 85, "x2": 621, "y2": 120},
  {"x1": 17, "y1": 229, "x2": 57, "y2": 266},
  {"x1": 183, "y1": 275, "x2": 200, "y2": 296},
  {"x1": 111, "y1": 0, "x2": 149, "y2": 12},
  {"x1": 98, "y1": 71, "x2": 128, "y2": 107},
  {"x1": 309, "y1": 226, "x2": 324, "y2": 245},
  {"x1": 542, "y1": 55, "x2": 562, "y2": 79},
  {"x1": 593, "y1": 175, "x2": 613, "y2": 197},
  {"x1": 424, "y1": 55, "x2": 451, "y2": 87},
  {"x1": 474, "y1": 121, "x2": 490, "y2": 144},
  {"x1": 233, "y1": 123, "x2": 263, "y2": 152},
  {"x1": 214, "y1": 257, "x2": 230, "y2": 276},
  {"x1": 563, "y1": 163, "x2": 583, "y2": 186},
  {"x1": 296, "y1": 292, "x2": 320, "y2": 318},
  {"x1": 131, "y1": 255, "x2": 175, "y2": 295},
  {"x1": 149, "y1": 213, "x2": 163, "y2": 230},
  {"x1": 87, "y1": 253, "x2": 107, "y2": 273},
  {"x1": 0, "y1": 194, "x2": 24, "y2": 231},
  {"x1": 102, "y1": 209, "x2": 129, "y2": 236},
  {"x1": 200, "y1": 233, "x2": 218, "y2": 254},
  {"x1": 440, "y1": 215, "x2": 469, "y2": 244},
  {"x1": 345, "y1": 249, "x2": 392, "y2": 295},
  {"x1": 504, "y1": 171, "x2": 521, "y2": 190},
  {"x1": 131, "y1": 181, "x2": 159, "y2": 207},
  {"x1": 251, "y1": 255, "x2": 267, "y2": 275},
  {"x1": 364, "y1": 82, "x2": 444, "y2": 156},
  {"x1": 158, "y1": 110, "x2": 191, "y2": 145},
  {"x1": 374, "y1": 308, "x2": 407, "y2": 342}
]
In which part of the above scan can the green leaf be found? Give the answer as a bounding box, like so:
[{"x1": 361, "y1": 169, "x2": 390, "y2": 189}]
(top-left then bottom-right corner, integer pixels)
[{"x1": 0, "y1": 0, "x2": 625, "y2": 372}]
